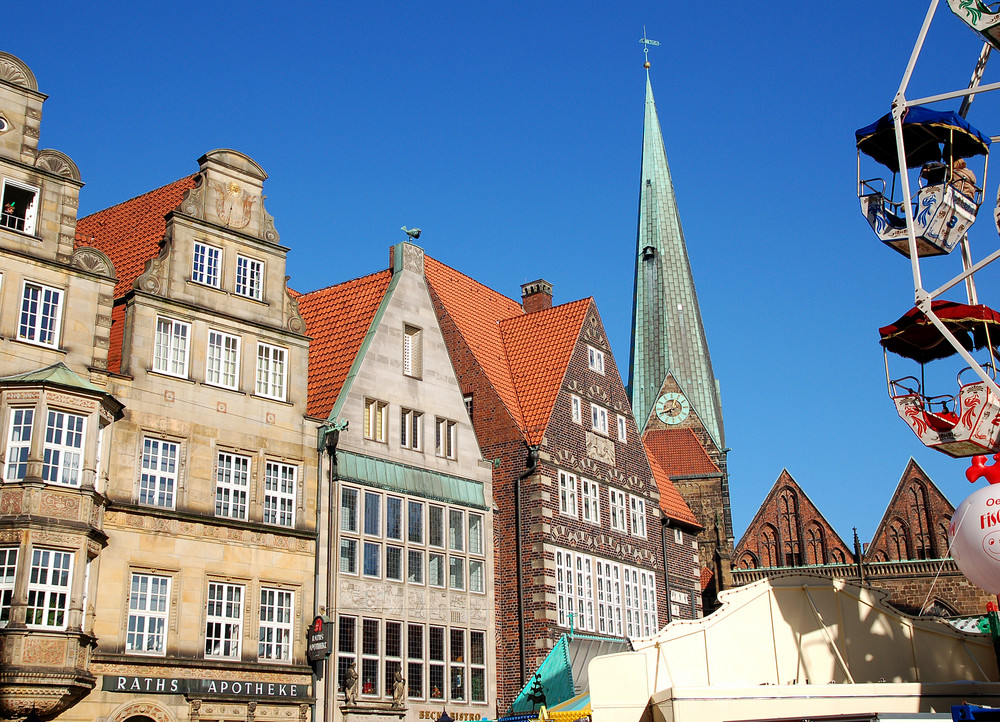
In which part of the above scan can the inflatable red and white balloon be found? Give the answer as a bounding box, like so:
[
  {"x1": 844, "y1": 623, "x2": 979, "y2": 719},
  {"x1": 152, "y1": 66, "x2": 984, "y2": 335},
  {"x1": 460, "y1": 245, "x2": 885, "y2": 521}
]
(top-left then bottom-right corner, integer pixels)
[{"x1": 949, "y1": 454, "x2": 1000, "y2": 594}]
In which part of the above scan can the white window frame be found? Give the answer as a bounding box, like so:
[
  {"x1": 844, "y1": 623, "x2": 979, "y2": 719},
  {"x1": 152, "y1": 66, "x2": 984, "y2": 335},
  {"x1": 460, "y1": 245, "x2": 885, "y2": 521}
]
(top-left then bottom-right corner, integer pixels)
[
  {"x1": 609, "y1": 488, "x2": 628, "y2": 532},
  {"x1": 206, "y1": 330, "x2": 241, "y2": 390},
  {"x1": 617, "y1": 414, "x2": 627, "y2": 442},
  {"x1": 192, "y1": 241, "x2": 222, "y2": 288},
  {"x1": 0, "y1": 547, "x2": 17, "y2": 628},
  {"x1": 259, "y1": 587, "x2": 293, "y2": 662},
  {"x1": 264, "y1": 461, "x2": 296, "y2": 527},
  {"x1": 139, "y1": 437, "x2": 179, "y2": 508},
  {"x1": 126, "y1": 572, "x2": 171, "y2": 655},
  {"x1": 630, "y1": 495, "x2": 647, "y2": 538},
  {"x1": 570, "y1": 395, "x2": 582, "y2": 424},
  {"x1": 1, "y1": 178, "x2": 39, "y2": 234},
  {"x1": 215, "y1": 452, "x2": 250, "y2": 521},
  {"x1": 558, "y1": 470, "x2": 578, "y2": 517},
  {"x1": 470, "y1": 629, "x2": 486, "y2": 702},
  {"x1": 364, "y1": 398, "x2": 388, "y2": 442},
  {"x1": 401, "y1": 408, "x2": 422, "y2": 450},
  {"x1": 5, "y1": 408, "x2": 34, "y2": 481},
  {"x1": 588, "y1": 345, "x2": 605, "y2": 374},
  {"x1": 556, "y1": 549, "x2": 576, "y2": 628},
  {"x1": 205, "y1": 581, "x2": 243, "y2": 659},
  {"x1": 591, "y1": 404, "x2": 609, "y2": 435},
  {"x1": 255, "y1": 342, "x2": 287, "y2": 401},
  {"x1": 640, "y1": 570, "x2": 658, "y2": 636},
  {"x1": 435, "y1": 418, "x2": 456, "y2": 459},
  {"x1": 42, "y1": 410, "x2": 85, "y2": 487},
  {"x1": 153, "y1": 316, "x2": 191, "y2": 378},
  {"x1": 674, "y1": 528, "x2": 684, "y2": 545},
  {"x1": 403, "y1": 325, "x2": 422, "y2": 378},
  {"x1": 25, "y1": 548, "x2": 72, "y2": 629},
  {"x1": 18, "y1": 281, "x2": 63, "y2": 348},
  {"x1": 581, "y1": 478, "x2": 600, "y2": 525},
  {"x1": 235, "y1": 255, "x2": 264, "y2": 300}
]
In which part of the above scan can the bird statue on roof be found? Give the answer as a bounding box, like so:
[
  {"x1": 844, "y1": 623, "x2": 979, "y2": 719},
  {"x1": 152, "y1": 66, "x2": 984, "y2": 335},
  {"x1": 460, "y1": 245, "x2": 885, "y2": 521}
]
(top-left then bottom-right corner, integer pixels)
[{"x1": 401, "y1": 226, "x2": 421, "y2": 240}]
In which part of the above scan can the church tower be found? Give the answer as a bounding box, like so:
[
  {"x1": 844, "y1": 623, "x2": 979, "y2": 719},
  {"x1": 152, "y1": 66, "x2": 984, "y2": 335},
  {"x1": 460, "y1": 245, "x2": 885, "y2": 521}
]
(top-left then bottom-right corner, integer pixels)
[{"x1": 628, "y1": 56, "x2": 734, "y2": 603}]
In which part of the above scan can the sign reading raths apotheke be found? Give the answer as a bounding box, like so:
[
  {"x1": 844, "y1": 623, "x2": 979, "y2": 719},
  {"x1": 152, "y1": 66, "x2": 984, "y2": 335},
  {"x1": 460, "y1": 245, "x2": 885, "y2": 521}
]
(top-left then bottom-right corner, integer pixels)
[
  {"x1": 102, "y1": 676, "x2": 309, "y2": 698},
  {"x1": 307, "y1": 614, "x2": 332, "y2": 662}
]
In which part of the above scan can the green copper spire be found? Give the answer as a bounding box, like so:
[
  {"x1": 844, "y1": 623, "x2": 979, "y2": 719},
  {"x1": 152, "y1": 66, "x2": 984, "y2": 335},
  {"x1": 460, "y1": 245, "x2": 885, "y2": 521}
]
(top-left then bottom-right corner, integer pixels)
[{"x1": 628, "y1": 69, "x2": 724, "y2": 446}]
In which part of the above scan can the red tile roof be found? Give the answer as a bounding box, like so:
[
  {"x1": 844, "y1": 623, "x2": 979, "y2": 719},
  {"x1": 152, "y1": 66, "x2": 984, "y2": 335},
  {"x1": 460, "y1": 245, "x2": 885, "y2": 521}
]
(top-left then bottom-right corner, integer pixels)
[
  {"x1": 297, "y1": 270, "x2": 393, "y2": 419},
  {"x1": 643, "y1": 428, "x2": 720, "y2": 478},
  {"x1": 75, "y1": 175, "x2": 198, "y2": 298},
  {"x1": 700, "y1": 566, "x2": 713, "y2": 591},
  {"x1": 106, "y1": 304, "x2": 126, "y2": 374},
  {"x1": 500, "y1": 299, "x2": 591, "y2": 445},
  {"x1": 646, "y1": 449, "x2": 701, "y2": 528}
]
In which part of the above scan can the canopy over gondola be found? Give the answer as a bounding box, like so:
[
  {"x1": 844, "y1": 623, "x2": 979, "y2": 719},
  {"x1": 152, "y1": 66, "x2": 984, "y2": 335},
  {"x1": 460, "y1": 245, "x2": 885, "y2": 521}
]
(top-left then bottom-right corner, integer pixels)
[
  {"x1": 856, "y1": 105, "x2": 991, "y2": 173},
  {"x1": 879, "y1": 300, "x2": 1000, "y2": 363}
]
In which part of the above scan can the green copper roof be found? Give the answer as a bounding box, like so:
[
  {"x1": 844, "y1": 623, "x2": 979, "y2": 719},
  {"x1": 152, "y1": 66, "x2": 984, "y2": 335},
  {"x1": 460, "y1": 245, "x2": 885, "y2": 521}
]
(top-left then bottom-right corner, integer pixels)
[
  {"x1": 1, "y1": 362, "x2": 104, "y2": 393},
  {"x1": 336, "y1": 450, "x2": 487, "y2": 510},
  {"x1": 627, "y1": 70, "x2": 724, "y2": 447}
]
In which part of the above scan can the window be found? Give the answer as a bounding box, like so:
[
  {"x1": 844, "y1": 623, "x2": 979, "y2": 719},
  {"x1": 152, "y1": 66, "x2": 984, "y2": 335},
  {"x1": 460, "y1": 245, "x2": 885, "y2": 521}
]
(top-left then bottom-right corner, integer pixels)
[
  {"x1": 556, "y1": 550, "x2": 575, "y2": 628},
  {"x1": 674, "y1": 528, "x2": 684, "y2": 545},
  {"x1": 403, "y1": 325, "x2": 422, "y2": 378},
  {"x1": 448, "y1": 510, "x2": 464, "y2": 552},
  {"x1": 362, "y1": 618, "x2": 380, "y2": 695},
  {"x1": 591, "y1": 404, "x2": 609, "y2": 435},
  {"x1": 18, "y1": 281, "x2": 62, "y2": 348},
  {"x1": 609, "y1": 488, "x2": 628, "y2": 532},
  {"x1": 617, "y1": 414, "x2": 627, "y2": 442},
  {"x1": 558, "y1": 471, "x2": 578, "y2": 517},
  {"x1": 407, "y1": 550, "x2": 423, "y2": 584},
  {"x1": 364, "y1": 542, "x2": 381, "y2": 578},
  {"x1": 1, "y1": 179, "x2": 39, "y2": 234},
  {"x1": 235, "y1": 255, "x2": 264, "y2": 300},
  {"x1": 582, "y1": 478, "x2": 600, "y2": 525},
  {"x1": 408, "y1": 501, "x2": 423, "y2": 544},
  {"x1": 259, "y1": 587, "x2": 293, "y2": 662},
  {"x1": 255, "y1": 343, "x2": 287, "y2": 401},
  {"x1": 192, "y1": 242, "x2": 222, "y2": 287},
  {"x1": 342, "y1": 488, "x2": 359, "y2": 574},
  {"x1": 387, "y1": 497, "x2": 403, "y2": 540},
  {"x1": 429, "y1": 506, "x2": 444, "y2": 548},
  {"x1": 264, "y1": 461, "x2": 296, "y2": 527},
  {"x1": 449, "y1": 556, "x2": 465, "y2": 591},
  {"x1": 640, "y1": 571, "x2": 658, "y2": 636},
  {"x1": 588, "y1": 346, "x2": 605, "y2": 374},
  {"x1": 408, "y1": 623, "x2": 424, "y2": 698},
  {"x1": 26, "y1": 548, "x2": 72, "y2": 628},
  {"x1": 576, "y1": 555, "x2": 595, "y2": 631},
  {"x1": 0, "y1": 548, "x2": 17, "y2": 627},
  {"x1": 624, "y1": 567, "x2": 640, "y2": 637},
  {"x1": 429, "y1": 627, "x2": 445, "y2": 700},
  {"x1": 435, "y1": 418, "x2": 456, "y2": 459},
  {"x1": 470, "y1": 631, "x2": 486, "y2": 702},
  {"x1": 428, "y1": 553, "x2": 445, "y2": 588},
  {"x1": 570, "y1": 395, "x2": 582, "y2": 424},
  {"x1": 140, "y1": 438, "x2": 178, "y2": 508},
  {"x1": 364, "y1": 398, "x2": 388, "y2": 442},
  {"x1": 153, "y1": 317, "x2": 190, "y2": 377},
  {"x1": 5, "y1": 408, "x2": 33, "y2": 481},
  {"x1": 597, "y1": 560, "x2": 623, "y2": 637},
  {"x1": 385, "y1": 621, "x2": 403, "y2": 698},
  {"x1": 469, "y1": 559, "x2": 485, "y2": 594},
  {"x1": 127, "y1": 573, "x2": 170, "y2": 654},
  {"x1": 205, "y1": 582, "x2": 243, "y2": 659},
  {"x1": 561, "y1": 547, "x2": 654, "y2": 638},
  {"x1": 42, "y1": 411, "x2": 85, "y2": 487},
  {"x1": 364, "y1": 492, "x2": 381, "y2": 536},
  {"x1": 338, "y1": 616, "x2": 356, "y2": 692},
  {"x1": 206, "y1": 330, "x2": 240, "y2": 389},
  {"x1": 386, "y1": 546, "x2": 403, "y2": 581},
  {"x1": 630, "y1": 496, "x2": 647, "y2": 538},
  {"x1": 450, "y1": 629, "x2": 466, "y2": 701},
  {"x1": 215, "y1": 452, "x2": 250, "y2": 520},
  {"x1": 464, "y1": 394, "x2": 474, "y2": 420},
  {"x1": 468, "y1": 514, "x2": 484, "y2": 555},
  {"x1": 401, "y1": 409, "x2": 422, "y2": 450}
]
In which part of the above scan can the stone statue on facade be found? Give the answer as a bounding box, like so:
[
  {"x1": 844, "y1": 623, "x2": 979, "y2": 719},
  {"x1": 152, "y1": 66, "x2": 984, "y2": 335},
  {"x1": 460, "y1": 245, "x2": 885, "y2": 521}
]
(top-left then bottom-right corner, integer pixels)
[
  {"x1": 392, "y1": 670, "x2": 406, "y2": 708},
  {"x1": 344, "y1": 661, "x2": 359, "y2": 705}
]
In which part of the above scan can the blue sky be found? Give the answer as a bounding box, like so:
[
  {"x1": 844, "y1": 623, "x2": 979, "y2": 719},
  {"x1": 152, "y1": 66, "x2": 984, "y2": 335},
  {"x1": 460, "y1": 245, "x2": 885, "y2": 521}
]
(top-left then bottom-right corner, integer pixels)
[{"x1": 11, "y1": 1, "x2": 1000, "y2": 543}]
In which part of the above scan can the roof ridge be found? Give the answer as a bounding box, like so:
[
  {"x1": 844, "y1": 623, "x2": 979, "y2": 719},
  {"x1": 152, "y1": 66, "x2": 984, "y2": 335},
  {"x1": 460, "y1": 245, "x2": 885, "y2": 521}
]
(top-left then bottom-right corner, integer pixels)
[
  {"x1": 297, "y1": 268, "x2": 393, "y2": 299},
  {"x1": 425, "y1": 254, "x2": 522, "y2": 309}
]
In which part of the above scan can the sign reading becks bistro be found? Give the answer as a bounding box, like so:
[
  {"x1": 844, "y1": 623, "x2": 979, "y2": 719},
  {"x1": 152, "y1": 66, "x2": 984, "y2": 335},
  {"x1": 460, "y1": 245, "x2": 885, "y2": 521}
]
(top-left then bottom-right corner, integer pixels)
[{"x1": 102, "y1": 676, "x2": 309, "y2": 698}]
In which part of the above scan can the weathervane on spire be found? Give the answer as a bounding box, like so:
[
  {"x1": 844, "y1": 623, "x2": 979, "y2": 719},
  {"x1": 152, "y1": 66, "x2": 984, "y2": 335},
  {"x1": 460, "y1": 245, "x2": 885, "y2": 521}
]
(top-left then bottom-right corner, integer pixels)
[{"x1": 640, "y1": 26, "x2": 659, "y2": 68}]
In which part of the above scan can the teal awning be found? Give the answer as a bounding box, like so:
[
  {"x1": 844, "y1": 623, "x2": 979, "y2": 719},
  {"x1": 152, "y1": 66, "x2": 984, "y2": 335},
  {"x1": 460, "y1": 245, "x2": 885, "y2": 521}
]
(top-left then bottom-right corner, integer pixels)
[{"x1": 336, "y1": 451, "x2": 487, "y2": 509}]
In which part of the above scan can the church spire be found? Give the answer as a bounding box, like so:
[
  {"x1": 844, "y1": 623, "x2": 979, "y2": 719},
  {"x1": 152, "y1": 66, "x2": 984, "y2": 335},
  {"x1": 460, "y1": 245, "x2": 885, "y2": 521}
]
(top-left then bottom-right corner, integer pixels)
[{"x1": 627, "y1": 66, "x2": 724, "y2": 447}]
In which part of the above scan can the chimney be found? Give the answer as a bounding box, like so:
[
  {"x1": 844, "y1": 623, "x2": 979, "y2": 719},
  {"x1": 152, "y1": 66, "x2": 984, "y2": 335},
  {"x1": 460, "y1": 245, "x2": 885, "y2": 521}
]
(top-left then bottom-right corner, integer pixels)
[{"x1": 521, "y1": 279, "x2": 553, "y2": 313}]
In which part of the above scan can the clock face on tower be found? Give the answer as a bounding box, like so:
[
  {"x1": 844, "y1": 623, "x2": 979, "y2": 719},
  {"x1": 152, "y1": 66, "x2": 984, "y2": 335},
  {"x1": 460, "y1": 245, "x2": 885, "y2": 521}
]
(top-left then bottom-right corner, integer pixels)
[{"x1": 655, "y1": 392, "x2": 690, "y2": 425}]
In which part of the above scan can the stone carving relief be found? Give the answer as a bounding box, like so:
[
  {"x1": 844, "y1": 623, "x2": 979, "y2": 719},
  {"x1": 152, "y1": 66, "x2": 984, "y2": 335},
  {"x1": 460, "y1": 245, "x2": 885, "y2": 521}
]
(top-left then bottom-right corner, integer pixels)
[
  {"x1": 261, "y1": 198, "x2": 279, "y2": 243},
  {"x1": 582, "y1": 314, "x2": 607, "y2": 348},
  {"x1": 39, "y1": 492, "x2": 82, "y2": 521},
  {"x1": 550, "y1": 523, "x2": 658, "y2": 568},
  {"x1": 408, "y1": 589, "x2": 426, "y2": 618},
  {"x1": 71, "y1": 247, "x2": 115, "y2": 278},
  {"x1": 403, "y1": 243, "x2": 425, "y2": 273},
  {"x1": 181, "y1": 175, "x2": 207, "y2": 218},
  {"x1": 135, "y1": 231, "x2": 173, "y2": 295},
  {"x1": 213, "y1": 180, "x2": 256, "y2": 229},
  {"x1": 0, "y1": 52, "x2": 38, "y2": 89},
  {"x1": 4, "y1": 390, "x2": 40, "y2": 402},
  {"x1": 22, "y1": 636, "x2": 67, "y2": 665},
  {"x1": 109, "y1": 700, "x2": 175, "y2": 722},
  {"x1": 35, "y1": 149, "x2": 81, "y2": 180},
  {"x1": 0, "y1": 490, "x2": 23, "y2": 515},
  {"x1": 284, "y1": 278, "x2": 305, "y2": 333},
  {"x1": 47, "y1": 392, "x2": 97, "y2": 413},
  {"x1": 585, "y1": 432, "x2": 615, "y2": 467}
]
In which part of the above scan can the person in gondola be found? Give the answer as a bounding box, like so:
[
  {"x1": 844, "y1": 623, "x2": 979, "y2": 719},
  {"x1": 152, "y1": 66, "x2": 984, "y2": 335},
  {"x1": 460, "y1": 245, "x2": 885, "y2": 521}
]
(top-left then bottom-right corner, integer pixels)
[{"x1": 951, "y1": 157, "x2": 977, "y2": 198}]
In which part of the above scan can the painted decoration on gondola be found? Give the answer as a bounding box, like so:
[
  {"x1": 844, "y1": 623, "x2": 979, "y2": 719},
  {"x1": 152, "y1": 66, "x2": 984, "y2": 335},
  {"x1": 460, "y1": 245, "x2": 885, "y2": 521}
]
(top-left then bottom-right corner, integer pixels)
[{"x1": 948, "y1": 477, "x2": 1000, "y2": 594}]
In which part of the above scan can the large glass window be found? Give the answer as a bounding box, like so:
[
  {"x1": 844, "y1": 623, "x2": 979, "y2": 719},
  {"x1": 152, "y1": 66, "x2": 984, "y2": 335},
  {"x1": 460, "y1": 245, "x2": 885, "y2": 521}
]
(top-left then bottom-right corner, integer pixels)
[
  {"x1": 338, "y1": 615, "x2": 356, "y2": 692},
  {"x1": 428, "y1": 553, "x2": 445, "y2": 588},
  {"x1": 386, "y1": 497, "x2": 402, "y2": 540},
  {"x1": 235, "y1": 255, "x2": 264, "y2": 300},
  {"x1": 126, "y1": 573, "x2": 170, "y2": 654},
  {"x1": 428, "y1": 505, "x2": 444, "y2": 548},
  {"x1": 342, "y1": 487, "x2": 359, "y2": 532},
  {"x1": 205, "y1": 582, "x2": 243, "y2": 659},
  {"x1": 41, "y1": 411, "x2": 85, "y2": 487},
  {"x1": 558, "y1": 471, "x2": 577, "y2": 517},
  {"x1": 630, "y1": 495, "x2": 647, "y2": 538},
  {"x1": 215, "y1": 452, "x2": 250, "y2": 520},
  {"x1": 259, "y1": 587, "x2": 293, "y2": 662},
  {"x1": 362, "y1": 618, "x2": 380, "y2": 696},
  {"x1": 255, "y1": 343, "x2": 287, "y2": 401},
  {"x1": 609, "y1": 488, "x2": 628, "y2": 532},
  {"x1": 429, "y1": 626, "x2": 445, "y2": 700},
  {"x1": 364, "y1": 492, "x2": 381, "y2": 536},
  {"x1": 192, "y1": 242, "x2": 221, "y2": 287},
  {"x1": 385, "y1": 620, "x2": 403, "y2": 697},
  {"x1": 264, "y1": 461, "x2": 296, "y2": 527},
  {"x1": 470, "y1": 631, "x2": 486, "y2": 702},
  {"x1": 450, "y1": 629, "x2": 466, "y2": 701},
  {"x1": 18, "y1": 281, "x2": 62, "y2": 348},
  {"x1": 407, "y1": 623, "x2": 424, "y2": 699},
  {"x1": 140, "y1": 438, "x2": 178, "y2": 508},
  {"x1": 153, "y1": 316, "x2": 190, "y2": 377},
  {"x1": 582, "y1": 478, "x2": 600, "y2": 525},
  {"x1": 0, "y1": 548, "x2": 18, "y2": 627},
  {"x1": 408, "y1": 501, "x2": 423, "y2": 544},
  {"x1": 448, "y1": 509, "x2": 464, "y2": 552},
  {"x1": 206, "y1": 330, "x2": 240, "y2": 389},
  {"x1": 4, "y1": 408, "x2": 33, "y2": 481},
  {"x1": 26, "y1": 548, "x2": 72, "y2": 629},
  {"x1": 468, "y1": 514, "x2": 484, "y2": 555}
]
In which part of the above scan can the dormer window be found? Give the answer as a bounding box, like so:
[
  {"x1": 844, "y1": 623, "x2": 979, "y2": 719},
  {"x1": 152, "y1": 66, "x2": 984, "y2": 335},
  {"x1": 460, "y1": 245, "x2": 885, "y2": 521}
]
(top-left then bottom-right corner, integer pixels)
[
  {"x1": 1, "y1": 179, "x2": 39, "y2": 235},
  {"x1": 192, "y1": 242, "x2": 222, "y2": 288},
  {"x1": 235, "y1": 255, "x2": 263, "y2": 300}
]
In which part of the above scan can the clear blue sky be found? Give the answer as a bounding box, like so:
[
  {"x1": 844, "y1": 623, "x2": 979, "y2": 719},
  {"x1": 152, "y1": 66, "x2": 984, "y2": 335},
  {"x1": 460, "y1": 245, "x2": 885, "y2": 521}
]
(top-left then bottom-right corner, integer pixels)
[{"x1": 11, "y1": 1, "x2": 1000, "y2": 544}]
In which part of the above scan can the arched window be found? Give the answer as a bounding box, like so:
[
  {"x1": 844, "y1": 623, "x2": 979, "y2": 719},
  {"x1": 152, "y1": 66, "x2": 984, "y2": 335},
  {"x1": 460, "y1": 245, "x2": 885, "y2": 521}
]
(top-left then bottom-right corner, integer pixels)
[
  {"x1": 871, "y1": 549, "x2": 889, "y2": 562},
  {"x1": 778, "y1": 490, "x2": 800, "y2": 566},
  {"x1": 921, "y1": 599, "x2": 956, "y2": 617},
  {"x1": 888, "y1": 520, "x2": 909, "y2": 560},
  {"x1": 829, "y1": 548, "x2": 846, "y2": 564},
  {"x1": 908, "y1": 485, "x2": 931, "y2": 560},
  {"x1": 805, "y1": 523, "x2": 825, "y2": 565},
  {"x1": 760, "y1": 525, "x2": 778, "y2": 568},
  {"x1": 737, "y1": 552, "x2": 758, "y2": 570}
]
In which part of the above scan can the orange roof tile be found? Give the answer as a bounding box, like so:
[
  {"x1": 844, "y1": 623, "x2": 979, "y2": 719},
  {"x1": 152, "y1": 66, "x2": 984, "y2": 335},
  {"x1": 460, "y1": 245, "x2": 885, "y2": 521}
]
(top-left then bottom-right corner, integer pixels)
[
  {"x1": 645, "y1": 448, "x2": 701, "y2": 527},
  {"x1": 106, "y1": 303, "x2": 126, "y2": 374},
  {"x1": 75, "y1": 175, "x2": 198, "y2": 298},
  {"x1": 643, "y1": 428, "x2": 721, "y2": 478},
  {"x1": 700, "y1": 566, "x2": 713, "y2": 591},
  {"x1": 297, "y1": 270, "x2": 392, "y2": 419},
  {"x1": 424, "y1": 256, "x2": 527, "y2": 429},
  {"x1": 500, "y1": 299, "x2": 591, "y2": 444}
]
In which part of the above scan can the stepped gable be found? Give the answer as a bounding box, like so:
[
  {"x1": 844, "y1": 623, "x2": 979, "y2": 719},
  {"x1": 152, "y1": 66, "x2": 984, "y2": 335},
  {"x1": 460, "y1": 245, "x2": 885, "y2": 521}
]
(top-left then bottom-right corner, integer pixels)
[
  {"x1": 735, "y1": 469, "x2": 854, "y2": 569},
  {"x1": 499, "y1": 298, "x2": 592, "y2": 444},
  {"x1": 296, "y1": 270, "x2": 393, "y2": 419},
  {"x1": 645, "y1": 449, "x2": 701, "y2": 528},
  {"x1": 865, "y1": 459, "x2": 954, "y2": 563},
  {"x1": 75, "y1": 175, "x2": 198, "y2": 298}
]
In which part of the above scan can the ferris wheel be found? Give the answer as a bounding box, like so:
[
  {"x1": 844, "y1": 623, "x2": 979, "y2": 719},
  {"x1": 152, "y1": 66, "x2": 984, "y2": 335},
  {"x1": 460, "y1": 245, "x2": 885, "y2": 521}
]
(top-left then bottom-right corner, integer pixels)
[{"x1": 857, "y1": 0, "x2": 1000, "y2": 459}]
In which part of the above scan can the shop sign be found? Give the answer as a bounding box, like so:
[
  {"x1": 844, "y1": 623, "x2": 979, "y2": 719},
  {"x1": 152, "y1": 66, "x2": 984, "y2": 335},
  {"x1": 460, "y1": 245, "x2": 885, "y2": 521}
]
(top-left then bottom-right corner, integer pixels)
[
  {"x1": 102, "y1": 676, "x2": 308, "y2": 698},
  {"x1": 307, "y1": 614, "x2": 332, "y2": 661}
]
